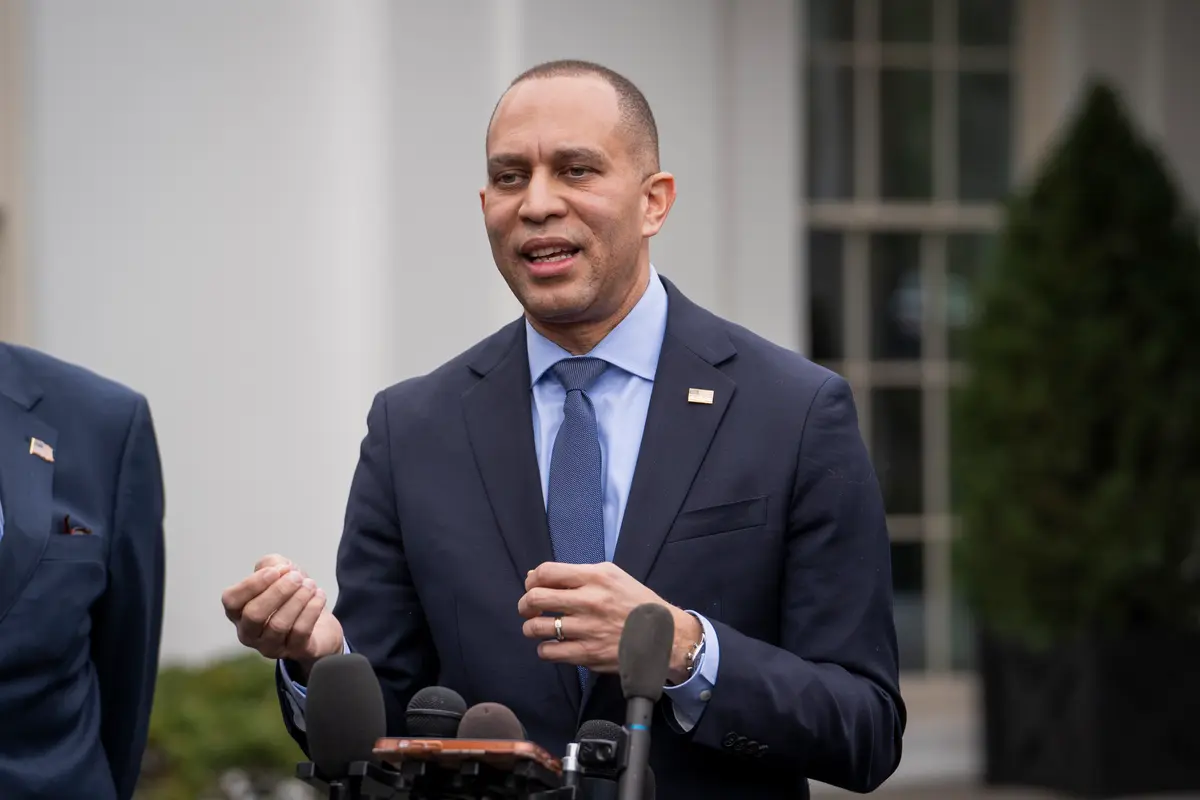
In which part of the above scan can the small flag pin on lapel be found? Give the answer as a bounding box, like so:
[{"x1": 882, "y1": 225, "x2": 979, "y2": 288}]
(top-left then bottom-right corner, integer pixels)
[
  {"x1": 29, "y1": 437, "x2": 54, "y2": 463},
  {"x1": 687, "y1": 388, "x2": 715, "y2": 405}
]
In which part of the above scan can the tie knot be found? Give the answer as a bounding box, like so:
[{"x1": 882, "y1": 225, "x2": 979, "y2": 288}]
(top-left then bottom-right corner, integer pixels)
[{"x1": 550, "y1": 357, "x2": 608, "y2": 393}]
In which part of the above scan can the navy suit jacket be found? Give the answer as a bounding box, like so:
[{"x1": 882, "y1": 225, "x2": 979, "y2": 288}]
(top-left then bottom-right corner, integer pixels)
[
  {"x1": 278, "y1": 278, "x2": 904, "y2": 798},
  {"x1": 0, "y1": 344, "x2": 165, "y2": 800}
]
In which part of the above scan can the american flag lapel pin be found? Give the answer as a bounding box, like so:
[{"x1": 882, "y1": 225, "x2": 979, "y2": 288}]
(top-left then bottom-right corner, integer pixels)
[
  {"x1": 29, "y1": 437, "x2": 54, "y2": 463},
  {"x1": 687, "y1": 388, "x2": 715, "y2": 405}
]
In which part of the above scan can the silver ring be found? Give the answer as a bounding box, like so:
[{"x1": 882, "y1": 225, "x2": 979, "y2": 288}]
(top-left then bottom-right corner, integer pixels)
[{"x1": 554, "y1": 616, "x2": 565, "y2": 642}]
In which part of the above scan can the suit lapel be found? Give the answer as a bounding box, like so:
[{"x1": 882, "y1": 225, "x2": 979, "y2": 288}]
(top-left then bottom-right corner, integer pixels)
[
  {"x1": 612, "y1": 280, "x2": 737, "y2": 587},
  {"x1": 461, "y1": 322, "x2": 583, "y2": 712},
  {"x1": 583, "y1": 282, "x2": 738, "y2": 722},
  {"x1": 0, "y1": 346, "x2": 56, "y2": 625}
]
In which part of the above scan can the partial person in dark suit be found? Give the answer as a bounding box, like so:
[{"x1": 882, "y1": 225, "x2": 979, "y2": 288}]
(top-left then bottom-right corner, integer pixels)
[
  {"x1": 0, "y1": 342, "x2": 165, "y2": 799},
  {"x1": 221, "y1": 59, "x2": 904, "y2": 798}
]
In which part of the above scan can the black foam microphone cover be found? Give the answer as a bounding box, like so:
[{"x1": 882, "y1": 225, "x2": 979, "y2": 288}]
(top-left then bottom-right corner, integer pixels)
[
  {"x1": 456, "y1": 701, "x2": 526, "y2": 740},
  {"x1": 617, "y1": 603, "x2": 675, "y2": 701},
  {"x1": 576, "y1": 719, "x2": 655, "y2": 799},
  {"x1": 577, "y1": 719, "x2": 622, "y2": 741},
  {"x1": 576, "y1": 719, "x2": 624, "y2": 775},
  {"x1": 305, "y1": 653, "x2": 387, "y2": 780},
  {"x1": 405, "y1": 686, "x2": 467, "y2": 737}
]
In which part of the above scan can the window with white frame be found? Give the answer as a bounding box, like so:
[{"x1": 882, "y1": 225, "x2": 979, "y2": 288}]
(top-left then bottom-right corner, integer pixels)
[{"x1": 803, "y1": 0, "x2": 1016, "y2": 673}]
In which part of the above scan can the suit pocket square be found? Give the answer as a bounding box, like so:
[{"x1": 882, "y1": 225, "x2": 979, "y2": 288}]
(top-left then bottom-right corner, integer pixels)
[
  {"x1": 61, "y1": 515, "x2": 92, "y2": 535},
  {"x1": 42, "y1": 523, "x2": 105, "y2": 562},
  {"x1": 667, "y1": 495, "x2": 768, "y2": 543}
]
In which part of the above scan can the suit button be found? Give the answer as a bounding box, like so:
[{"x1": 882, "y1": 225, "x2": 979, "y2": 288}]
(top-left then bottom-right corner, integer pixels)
[
  {"x1": 722, "y1": 732, "x2": 737, "y2": 748},
  {"x1": 755, "y1": 743, "x2": 769, "y2": 757},
  {"x1": 734, "y1": 736, "x2": 749, "y2": 752}
]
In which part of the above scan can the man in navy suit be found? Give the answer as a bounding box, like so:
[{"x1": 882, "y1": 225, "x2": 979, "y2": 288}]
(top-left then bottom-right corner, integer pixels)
[
  {"x1": 222, "y1": 60, "x2": 904, "y2": 797},
  {"x1": 0, "y1": 343, "x2": 165, "y2": 799}
]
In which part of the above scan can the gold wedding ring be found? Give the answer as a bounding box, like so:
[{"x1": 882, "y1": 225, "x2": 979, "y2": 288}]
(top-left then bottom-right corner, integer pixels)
[{"x1": 554, "y1": 615, "x2": 565, "y2": 642}]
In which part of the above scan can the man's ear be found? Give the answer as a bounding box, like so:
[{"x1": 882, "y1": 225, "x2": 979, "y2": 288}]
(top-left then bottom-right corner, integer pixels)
[{"x1": 641, "y1": 172, "x2": 677, "y2": 238}]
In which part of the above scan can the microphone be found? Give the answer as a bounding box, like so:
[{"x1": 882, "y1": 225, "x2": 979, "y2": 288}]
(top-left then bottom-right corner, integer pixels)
[
  {"x1": 456, "y1": 701, "x2": 527, "y2": 740},
  {"x1": 615, "y1": 603, "x2": 673, "y2": 800},
  {"x1": 568, "y1": 720, "x2": 655, "y2": 800},
  {"x1": 297, "y1": 652, "x2": 399, "y2": 799},
  {"x1": 406, "y1": 685, "x2": 467, "y2": 737}
]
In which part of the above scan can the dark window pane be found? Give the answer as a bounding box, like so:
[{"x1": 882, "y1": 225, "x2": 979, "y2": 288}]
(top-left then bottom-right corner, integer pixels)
[
  {"x1": 947, "y1": 233, "x2": 994, "y2": 358},
  {"x1": 891, "y1": 540, "x2": 926, "y2": 671},
  {"x1": 808, "y1": 0, "x2": 855, "y2": 43},
  {"x1": 872, "y1": 388, "x2": 924, "y2": 514},
  {"x1": 808, "y1": 64, "x2": 855, "y2": 200},
  {"x1": 951, "y1": 586, "x2": 978, "y2": 670},
  {"x1": 958, "y1": 71, "x2": 1012, "y2": 200},
  {"x1": 870, "y1": 233, "x2": 922, "y2": 359},
  {"x1": 881, "y1": 69, "x2": 934, "y2": 199},
  {"x1": 949, "y1": 385, "x2": 965, "y2": 512},
  {"x1": 881, "y1": 0, "x2": 934, "y2": 43},
  {"x1": 958, "y1": 0, "x2": 1014, "y2": 47},
  {"x1": 807, "y1": 231, "x2": 845, "y2": 361}
]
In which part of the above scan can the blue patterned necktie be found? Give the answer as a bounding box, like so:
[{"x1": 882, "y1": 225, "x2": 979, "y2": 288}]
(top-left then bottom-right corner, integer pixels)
[{"x1": 546, "y1": 356, "x2": 609, "y2": 689}]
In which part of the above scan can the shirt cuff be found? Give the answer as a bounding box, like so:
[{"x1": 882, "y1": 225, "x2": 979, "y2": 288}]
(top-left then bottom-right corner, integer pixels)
[
  {"x1": 278, "y1": 638, "x2": 353, "y2": 732},
  {"x1": 660, "y1": 612, "x2": 719, "y2": 733}
]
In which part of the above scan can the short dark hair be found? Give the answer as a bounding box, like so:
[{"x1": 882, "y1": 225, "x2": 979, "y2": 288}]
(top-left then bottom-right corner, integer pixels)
[{"x1": 490, "y1": 59, "x2": 660, "y2": 172}]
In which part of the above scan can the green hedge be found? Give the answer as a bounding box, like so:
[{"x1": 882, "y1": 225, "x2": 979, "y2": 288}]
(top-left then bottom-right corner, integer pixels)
[
  {"x1": 952, "y1": 80, "x2": 1200, "y2": 650},
  {"x1": 137, "y1": 653, "x2": 305, "y2": 799}
]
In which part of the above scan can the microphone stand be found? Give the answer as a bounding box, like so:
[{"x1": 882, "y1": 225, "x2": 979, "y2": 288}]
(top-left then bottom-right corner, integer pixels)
[
  {"x1": 301, "y1": 757, "x2": 579, "y2": 799},
  {"x1": 296, "y1": 760, "x2": 408, "y2": 799}
]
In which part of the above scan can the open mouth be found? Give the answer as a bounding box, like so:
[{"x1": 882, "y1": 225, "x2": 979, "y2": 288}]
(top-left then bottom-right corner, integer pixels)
[{"x1": 523, "y1": 245, "x2": 581, "y2": 264}]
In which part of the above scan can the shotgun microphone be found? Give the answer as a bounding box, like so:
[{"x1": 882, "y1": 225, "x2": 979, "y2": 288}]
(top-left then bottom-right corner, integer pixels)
[{"x1": 615, "y1": 603, "x2": 674, "y2": 800}]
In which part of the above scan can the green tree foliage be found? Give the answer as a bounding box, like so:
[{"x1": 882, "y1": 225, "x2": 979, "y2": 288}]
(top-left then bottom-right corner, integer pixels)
[
  {"x1": 953, "y1": 80, "x2": 1200, "y2": 650},
  {"x1": 138, "y1": 654, "x2": 304, "y2": 799}
]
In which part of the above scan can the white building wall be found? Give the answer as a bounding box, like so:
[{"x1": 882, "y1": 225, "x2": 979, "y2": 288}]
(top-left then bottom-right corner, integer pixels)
[
  {"x1": 19, "y1": 0, "x2": 798, "y2": 664},
  {"x1": 1162, "y1": 0, "x2": 1200, "y2": 207},
  {"x1": 1018, "y1": 0, "x2": 1200, "y2": 206},
  {"x1": 25, "y1": 0, "x2": 405, "y2": 664}
]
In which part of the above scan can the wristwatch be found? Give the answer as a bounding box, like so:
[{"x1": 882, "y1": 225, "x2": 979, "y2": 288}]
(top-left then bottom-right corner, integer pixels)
[{"x1": 684, "y1": 628, "x2": 706, "y2": 676}]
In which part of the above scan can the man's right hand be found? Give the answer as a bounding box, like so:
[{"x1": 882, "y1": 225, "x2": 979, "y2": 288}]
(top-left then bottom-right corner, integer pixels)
[{"x1": 221, "y1": 553, "x2": 345, "y2": 676}]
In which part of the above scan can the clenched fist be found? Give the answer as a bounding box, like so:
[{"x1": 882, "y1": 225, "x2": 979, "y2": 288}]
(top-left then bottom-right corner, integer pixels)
[{"x1": 221, "y1": 554, "x2": 344, "y2": 675}]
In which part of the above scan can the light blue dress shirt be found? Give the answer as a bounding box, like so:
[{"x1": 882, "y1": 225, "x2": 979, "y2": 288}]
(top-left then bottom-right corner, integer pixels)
[
  {"x1": 524, "y1": 266, "x2": 719, "y2": 730},
  {"x1": 282, "y1": 266, "x2": 720, "y2": 733}
]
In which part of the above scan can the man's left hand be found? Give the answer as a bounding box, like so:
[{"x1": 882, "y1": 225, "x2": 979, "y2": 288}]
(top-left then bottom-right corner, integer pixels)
[{"x1": 518, "y1": 562, "x2": 702, "y2": 683}]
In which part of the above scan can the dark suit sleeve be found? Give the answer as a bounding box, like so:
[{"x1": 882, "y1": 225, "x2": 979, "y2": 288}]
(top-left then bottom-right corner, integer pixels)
[
  {"x1": 689, "y1": 374, "x2": 905, "y2": 792},
  {"x1": 90, "y1": 396, "x2": 166, "y2": 800},
  {"x1": 278, "y1": 390, "x2": 438, "y2": 751}
]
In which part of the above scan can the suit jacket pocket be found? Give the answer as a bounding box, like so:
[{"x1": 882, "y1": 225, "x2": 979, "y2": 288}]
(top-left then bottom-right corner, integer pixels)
[
  {"x1": 41, "y1": 530, "x2": 106, "y2": 562},
  {"x1": 666, "y1": 496, "x2": 768, "y2": 543}
]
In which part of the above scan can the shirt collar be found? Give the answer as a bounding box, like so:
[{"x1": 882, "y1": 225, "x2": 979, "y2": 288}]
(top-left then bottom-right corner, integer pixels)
[{"x1": 526, "y1": 265, "x2": 668, "y2": 386}]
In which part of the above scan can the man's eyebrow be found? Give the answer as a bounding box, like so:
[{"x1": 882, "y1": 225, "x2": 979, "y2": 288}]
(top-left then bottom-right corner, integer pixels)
[
  {"x1": 553, "y1": 146, "x2": 608, "y2": 164},
  {"x1": 486, "y1": 147, "x2": 611, "y2": 172},
  {"x1": 487, "y1": 153, "x2": 528, "y2": 171}
]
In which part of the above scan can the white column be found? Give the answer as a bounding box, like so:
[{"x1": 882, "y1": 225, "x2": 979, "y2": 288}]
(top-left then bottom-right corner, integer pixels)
[
  {"x1": 25, "y1": 0, "x2": 417, "y2": 661},
  {"x1": 486, "y1": 0, "x2": 527, "y2": 329},
  {"x1": 1162, "y1": 0, "x2": 1200, "y2": 206},
  {"x1": 0, "y1": 0, "x2": 29, "y2": 345},
  {"x1": 726, "y1": 0, "x2": 802, "y2": 352},
  {"x1": 1018, "y1": 0, "x2": 1192, "y2": 192}
]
